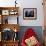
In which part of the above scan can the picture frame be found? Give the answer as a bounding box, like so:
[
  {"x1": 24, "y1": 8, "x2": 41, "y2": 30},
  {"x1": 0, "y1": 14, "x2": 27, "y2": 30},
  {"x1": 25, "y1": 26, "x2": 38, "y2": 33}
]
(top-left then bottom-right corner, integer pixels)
[
  {"x1": 2, "y1": 10, "x2": 9, "y2": 15},
  {"x1": 9, "y1": 10, "x2": 18, "y2": 15},
  {"x1": 2, "y1": 16, "x2": 18, "y2": 24},
  {"x1": 23, "y1": 8, "x2": 37, "y2": 20}
]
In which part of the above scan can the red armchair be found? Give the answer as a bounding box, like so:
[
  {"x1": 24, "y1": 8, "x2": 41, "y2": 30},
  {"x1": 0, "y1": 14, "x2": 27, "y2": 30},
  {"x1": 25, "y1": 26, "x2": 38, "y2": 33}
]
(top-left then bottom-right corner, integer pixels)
[{"x1": 21, "y1": 28, "x2": 41, "y2": 46}]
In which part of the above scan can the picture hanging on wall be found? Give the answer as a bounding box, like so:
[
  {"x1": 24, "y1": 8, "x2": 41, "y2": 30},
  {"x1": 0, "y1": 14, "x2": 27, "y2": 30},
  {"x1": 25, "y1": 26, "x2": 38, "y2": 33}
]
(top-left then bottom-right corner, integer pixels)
[{"x1": 23, "y1": 8, "x2": 37, "y2": 20}]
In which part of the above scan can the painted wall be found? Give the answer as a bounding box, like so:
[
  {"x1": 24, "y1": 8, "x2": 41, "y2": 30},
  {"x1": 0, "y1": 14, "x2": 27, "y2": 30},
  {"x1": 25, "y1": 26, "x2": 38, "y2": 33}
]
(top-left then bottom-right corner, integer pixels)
[
  {"x1": 18, "y1": 0, "x2": 44, "y2": 26},
  {"x1": 0, "y1": 0, "x2": 44, "y2": 26}
]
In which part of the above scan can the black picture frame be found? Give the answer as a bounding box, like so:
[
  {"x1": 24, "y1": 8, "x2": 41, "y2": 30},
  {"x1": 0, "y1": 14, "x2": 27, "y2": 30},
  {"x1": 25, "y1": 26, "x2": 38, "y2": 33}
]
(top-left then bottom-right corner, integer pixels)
[{"x1": 23, "y1": 8, "x2": 37, "y2": 20}]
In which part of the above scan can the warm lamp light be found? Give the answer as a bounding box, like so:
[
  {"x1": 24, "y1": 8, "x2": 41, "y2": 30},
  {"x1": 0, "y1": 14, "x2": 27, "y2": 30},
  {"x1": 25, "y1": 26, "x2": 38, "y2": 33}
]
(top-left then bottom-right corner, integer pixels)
[{"x1": 14, "y1": 28, "x2": 17, "y2": 32}]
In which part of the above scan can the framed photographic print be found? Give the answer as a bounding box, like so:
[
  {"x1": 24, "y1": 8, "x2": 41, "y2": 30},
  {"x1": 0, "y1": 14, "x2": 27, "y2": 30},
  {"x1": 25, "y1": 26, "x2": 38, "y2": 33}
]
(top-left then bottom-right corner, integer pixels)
[
  {"x1": 23, "y1": 8, "x2": 37, "y2": 20},
  {"x1": 2, "y1": 16, "x2": 18, "y2": 24},
  {"x1": 9, "y1": 9, "x2": 18, "y2": 15},
  {"x1": 2, "y1": 10, "x2": 9, "y2": 15}
]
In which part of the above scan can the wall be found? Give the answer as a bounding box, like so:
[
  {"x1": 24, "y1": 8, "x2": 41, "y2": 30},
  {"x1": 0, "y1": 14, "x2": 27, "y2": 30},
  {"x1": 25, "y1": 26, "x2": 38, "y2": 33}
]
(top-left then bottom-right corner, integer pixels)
[
  {"x1": 0, "y1": 0, "x2": 44, "y2": 26},
  {"x1": 18, "y1": 0, "x2": 44, "y2": 26}
]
